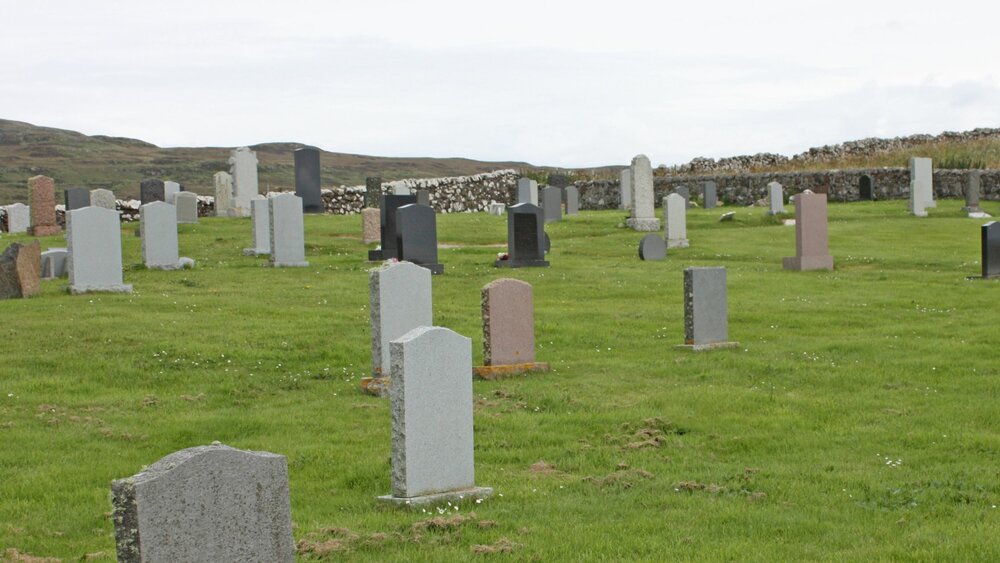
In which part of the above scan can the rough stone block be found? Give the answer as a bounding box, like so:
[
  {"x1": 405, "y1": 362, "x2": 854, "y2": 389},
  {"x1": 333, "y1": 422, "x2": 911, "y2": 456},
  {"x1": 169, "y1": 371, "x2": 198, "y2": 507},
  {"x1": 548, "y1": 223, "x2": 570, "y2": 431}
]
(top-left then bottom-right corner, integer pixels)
[{"x1": 0, "y1": 240, "x2": 41, "y2": 299}]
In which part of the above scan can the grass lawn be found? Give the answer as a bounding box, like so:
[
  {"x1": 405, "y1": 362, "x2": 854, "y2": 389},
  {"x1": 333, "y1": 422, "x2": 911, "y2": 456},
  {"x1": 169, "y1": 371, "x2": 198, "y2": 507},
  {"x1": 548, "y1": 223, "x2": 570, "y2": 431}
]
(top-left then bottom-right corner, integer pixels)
[{"x1": 2, "y1": 199, "x2": 999, "y2": 561}]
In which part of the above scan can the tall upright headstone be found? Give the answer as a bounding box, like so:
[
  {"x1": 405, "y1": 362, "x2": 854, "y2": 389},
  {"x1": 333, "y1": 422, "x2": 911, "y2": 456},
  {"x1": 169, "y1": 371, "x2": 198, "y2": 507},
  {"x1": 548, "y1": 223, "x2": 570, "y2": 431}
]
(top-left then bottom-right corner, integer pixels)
[
  {"x1": 963, "y1": 170, "x2": 983, "y2": 214},
  {"x1": 163, "y1": 181, "x2": 181, "y2": 204},
  {"x1": 90, "y1": 188, "x2": 117, "y2": 211},
  {"x1": 364, "y1": 177, "x2": 382, "y2": 208},
  {"x1": 859, "y1": 175, "x2": 874, "y2": 201},
  {"x1": 267, "y1": 193, "x2": 308, "y2": 267},
  {"x1": 5, "y1": 203, "x2": 30, "y2": 233},
  {"x1": 517, "y1": 178, "x2": 538, "y2": 206},
  {"x1": 542, "y1": 186, "x2": 562, "y2": 223},
  {"x1": 64, "y1": 187, "x2": 91, "y2": 211},
  {"x1": 626, "y1": 155, "x2": 659, "y2": 231},
  {"x1": 229, "y1": 147, "x2": 259, "y2": 217},
  {"x1": 66, "y1": 207, "x2": 132, "y2": 294},
  {"x1": 213, "y1": 171, "x2": 233, "y2": 217},
  {"x1": 783, "y1": 191, "x2": 833, "y2": 271},
  {"x1": 243, "y1": 198, "x2": 271, "y2": 256},
  {"x1": 140, "y1": 202, "x2": 182, "y2": 270},
  {"x1": 294, "y1": 147, "x2": 324, "y2": 213},
  {"x1": 767, "y1": 182, "x2": 786, "y2": 215},
  {"x1": 28, "y1": 175, "x2": 60, "y2": 236},
  {"x1": 482, "y1": 279, "x2": 535, "y2": 366},
  {"x1": 396, "y1": 204, "x2": 444, "y2": 274},
  {"x1": 619, "y1": 168, "x2": 632, "y2": 210},
  {"x1": 981, "y1": 222, "x2": 1000, "y2": 279},
  {"x1": 565, "y1": 186, "x2": 579, "y2": 215},
  {"x1": 111, "y1": 443, "x2": 294, "y2": 563},
  {"x1": 664, "y1": 193, "x2": 689, "y2": 249},
  {"x1": 368, "y1": 194, "x2": 416, "y2": 261},
  {"x1": 703, "y1": 181, "x2": 718, "y2": 209},
  {"x1": 0, "y1": 240, "x2": 41, "y2": 299},
  {"x1": 140, "y1": 178, "x2": 165, "y2": 205},
  {"x1": 174, "y1": 192, "x2": 199, "y2": 224},
  {"x1": 677, "y1": 267, "x2": 738, "y2": 351},
  {"x1": 496, "y1": 203, "x2": 548, "y2": 268},
  {"x1": 909, "y1": 157, "x2": 934, "y2": 216},
  {"x1": 364, "y1": 261, "x2": 432, "y2": 395},
  {"x1": 378, "y1": 326, "x2": 492, "y2": 506}
]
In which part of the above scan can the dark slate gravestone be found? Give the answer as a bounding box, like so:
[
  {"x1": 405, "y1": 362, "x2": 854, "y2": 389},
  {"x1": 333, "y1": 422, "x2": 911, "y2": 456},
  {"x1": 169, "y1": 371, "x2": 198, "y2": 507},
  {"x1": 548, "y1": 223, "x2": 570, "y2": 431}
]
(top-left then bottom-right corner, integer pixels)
[
  {"x1": 365, "y1": 177, "x2": 382, "y2": 208},
  {"x1": 544, "y1": 232, "x2": 550, "y2": 254},
  {"x1": 703, "y1": 181, "x2": 717, "y2": 209},
  {"x1": 140, "y1": 179, "x2": 165, "y2": 205},
  {"x1": 963, "y1": 171, "x2": 983, "y2": 213},
  {"x1": 368, "y1": 194, "x2": 416, "y2": 261},
  {"x1": 638, "y1": 234, "x2": 666, "y2": 261},
  {"x1": 859, "y1": 175, "x2": 874, "y2": 201},
  {"x1": 65, "y1": 187, "x2": 91, "y2": 211},
  {"x1": 542, "y1": 186, "x2": 562, "y2": 223},
  {"x1": 496, "y1": 203, "x2": 548, "y2": 268},
  {"x1": 415, "y1": 189, "x2": 431, "y2": 207},
  {"x1": 673, "y1": 186, "x2": 691, "y2": 208},
  {"x1": 396, "y1": 204, "x2": 444, "y2": 274},
  {"x1": 294, "y1": 147, "x2": 323, "y2": 213},
  {"x1": 982, "y1": 222, "x2": 1000, "y2": 279}
]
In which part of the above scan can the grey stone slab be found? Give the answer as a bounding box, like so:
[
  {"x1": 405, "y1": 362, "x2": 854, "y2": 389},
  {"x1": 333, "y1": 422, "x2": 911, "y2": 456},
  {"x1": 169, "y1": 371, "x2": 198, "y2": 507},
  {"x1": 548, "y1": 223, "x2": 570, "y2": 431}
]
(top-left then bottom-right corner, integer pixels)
[
  {"x1": 415, "y1": 189, "x2": 431, "y2": 207},
  {"x1": 67, "y1": 206, "x2": 131, "y2": 294},
  {"x1": 964, "y1": 170, "x2": 982, "y2": 212},
  {"x1": 541, "y1": 186, "x2": 562, "y2": 223},
  {"x1": 638, "y1": 234, "x2": 666, "y2": 261},
  {"x1": 294, "y1": 147, "x2": 324, "y2": 213},
  {"x1": 364, "y1": 177, "x2": 382, "y2": 208},
  {"x1": 163, "y1": 181, "x2": 181, "y2": 204},
  {"x1": 982, "y1": 221, "x2": 1000, "y2": 279},
  {"x1": 619, "y1": 168, "x2": 632, "y2": 210},
  {"x1": 626, "y1": 155, "x2": 660, "y2": 231},
  {"x1": 229, "y1": 147, "x2": 259, "y2": 217},
  {"x1": 767, "y1": 182, "x2": 786, "y2": 214},
  {"x1": 369, "y1": 261, "x2": 432, "y2": 377},
  {"x1": 243, "y1": 198, "x2": 271, "y2": 256},
  {"x1": 396, "y1": 204, "x2": 443, "y2": 274},
  {"x1": 175, "y1": 192, "x2": 199, "y2": 224},
  {"x1": 5, "y1": 203, "x2": 30, "y2": 233},
  {"x1": 487, "y1": 203, "x2": 505, "y2": 216},
  {"x1": 517, "y1": 178, "x2": 538, "y2": 206},
  {"x1": 391, "y1": 184, "x2": 411, "y2": 196},
  {"x1": 673, "y1": 186, "x2": 690, "y2": 209},
  {"x1": 111, "y1": 443, "x2": 294, "y2": 563},
  {"x1": 140, "y1": 178, "x2": 165, "y2": 205},
  {"x1": 214, "y1": 171, "x2": 233, "y2": 216},
  {"x1": 681, "y1": 267, "x2": 735, "y2": 349},
  {"x1": 703, "y1": 181, "x2": 717, "y2": 209},
  {"x1": 64, "y1": 187, "x2": 90, "y2": 211},
  {"x1": 909, "y1": 157, "x2": 933, "y2": 216},
  {"x1": 565, "y1": 186, "x2": 579, "y2": 215},
  {"x1": 268, "y1": 193, "x2": 308, "y2": 267},
  {"x1": 368, "y1": 194, "x2": 416, "y2": 261},
  {"x1": 41, "y1": 247, "x2": 68, "y2": 279},
  {"x1": 664, "y1": 193, "x2": 689, "y2": 249},
  {"x1": 141, "y1": 201, "x2": 181, "y2": 270},
  {"x1": 497, "y1": 203, "x2": 548, "y2": 268},
  {"x1": 90, "y1": 189, "x2": 117, "y2": 211}
]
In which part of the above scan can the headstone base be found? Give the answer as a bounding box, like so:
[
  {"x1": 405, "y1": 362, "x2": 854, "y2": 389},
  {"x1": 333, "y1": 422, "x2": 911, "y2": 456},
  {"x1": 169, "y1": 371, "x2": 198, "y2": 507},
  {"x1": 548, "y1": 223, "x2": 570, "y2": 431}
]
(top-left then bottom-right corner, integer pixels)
[
  {"x1": 267, "y1": 261, "x2": 309, "y2": 268},
  {"x1": 782, "y1": 256, "x2": 834, "y2": 271},
  {"x1": 674, "y1": 341, "x2": 740, "y2": 352},
  {"x1": 242, "y1": 248, "x2": 270, "y2": 256},
  {"x1": 968, "y1": 212, "x2": 992, "y2": 219},
  {"x1": 494, "y1": 258, "x2": 549, "y2": 269},
  {"x1": 626, "y1": 218, "x2": 661, "y2": 231},
  {"x1": 377, "y1": 487, "x2": 494, "y2": 508},
  {"x1": 666, "y1": 239, "x2": 689, "y2": 249},
  {"x1": 473, "y1": 362, "x2": 550, "y2": 380},
  {"x1": 30, "y1": 225, "x2": 61, "y2": 236},
  {"x1": 962, "y1": 205, "x2": 983, "y2": 213},
  {"x1": 360, "y1": 376, "x2": 389, "y2": 397},
  {"x1": 368, "y1": 249, "x2": 384, "y2": 262},
  {"x1": 69, "y1": 284, "x2": 133, "y2": 295}
]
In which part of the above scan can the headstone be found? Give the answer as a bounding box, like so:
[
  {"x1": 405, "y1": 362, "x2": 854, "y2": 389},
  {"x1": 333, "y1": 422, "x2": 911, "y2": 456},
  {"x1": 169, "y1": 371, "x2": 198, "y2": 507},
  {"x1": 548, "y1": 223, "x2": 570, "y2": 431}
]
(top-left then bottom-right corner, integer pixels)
[
  {"x1": 163, "y1": 181, "x2": 181, "y2": 204},
  {"x1": 5, "y1": 203, "x2": 30, "y2": 233},
  {"x1": 963, "y1": 170, "x2": 983, "y2": 213},
  {"x1": 140, "y1": 178, "x2": 165, "y2": 205},
  {"x1": 565, "y1": 186, "x2": 579, "y2": 215},
  {"x1": 90, "y1": 189, "x2": 117, "y2": 211},
  {"x1": 909, "y1": 157, "x2": 934, "y2": 216},
  {"x1": 28, "y1": 175, "x2": 60, "y2": 236},
  {"x1": 619, "y1": 168, "x2": 632, "y2": 210},
  {"x1": 362, "y1": 207, "x2": 381, "y2": 244},
  {"x1": 64, "y1": 187, "x2": 90, "y2": 211},
  {"x1": 783, "y1": 191, "x2": 833, "y2": 271},
  {"x1": 981, "y1": 222, "x2": 1000, "y2": 279},
  {"x1": 110, "y1": 443, "x2": 294, "y2": 563},
  {"x1": 364, "y1": 177, "x2": 382, "y2": 208},
  {"x1": 678, "y1": 267, "x2": 738, "y2": 350},
  {"x1": 767, "y1": 181, "x2": 786, "y2": 215},
  {"x1": 268, "y1": 193, "x2": 308, "y2": 267},
  {"x1": 391, "y1": 184, "x2": 411, "y2": 196},
  {"x1": 368, "y1": 194, "x2": 416, "y2": 261},
  {"x1": 517, "y1": 178, "x2": 538, "y2": 206},
  {"x1": 378, "y1": 326, "x2": 492, "y2": 506},
  {"x1": 213, "y1": 171, "x2": 234, "y2": 217},
  {"x1": 719, "y1": 211, "x2": 735, "y2": 222},
  {"x1": 396, "y1": 204, "x2": 443, "y2": 274},
  {"x1": 859, "y1": 175, "x2": 873, "y2": 201},
  {"x1": 243, "y1": 198, "x2": 270, "y2": 256},
  {"x1": 415, "y1": 189, "x2": 431, "y2": 207},
  {"x1": 175, "y1": 192, "x2": 199, "y2": 224},
  {"x1": 294, "y1": 147, "x2": 324, "y2": 213},
  {"x1": 638, "y1": 234, "x2": 666, "y2": 261},
  {"x1": 703, "y1": 181, "x2": 718, "y2": 209},
  {"x1": 673, "y1": 185, "x2": 691, "y2": 209},
  {"x1": 487, "y1": 203, "x2": 505, "y2": 216},
  {"x1": 626, "y1": 155, "x2": 660, "y2": 231},
  {"x1": 41, "y1": 247, "x2": 68, "y2": 279},
  {"x1": 368, "y1": 261, "x2": 432, "y2": 380},
  {"x1": 664, "y1": 193, "x2": 689, "y2": 249},
  {"x1": 496, "y1": 203, "x2": 548, "y2": 268},
  {"x1": 542, "y1": 186, "x2": 562, "y2": 223},
  {"x1": 0, "y1": 240, "x2": 41, "y2": 299},
  {"x1": 482, "y1": 279, "x2": 535, "y2": 365},
  {"x1": 66, "y1": 207, "x2": 131, "y2": 294},
  {"x1": 140, "y1": 202, "x2": 182, "y2": 270},
  {"x1": 229, "y1": 147, "x2": 259, "y2": 217}
]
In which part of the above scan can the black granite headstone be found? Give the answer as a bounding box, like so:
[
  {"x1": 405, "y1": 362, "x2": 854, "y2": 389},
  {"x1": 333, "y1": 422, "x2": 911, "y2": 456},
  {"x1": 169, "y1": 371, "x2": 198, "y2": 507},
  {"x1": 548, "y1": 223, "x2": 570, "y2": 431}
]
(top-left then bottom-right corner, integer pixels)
[
  {"x1": 396, "y1": 203, "x2": 443, "y2": 274},
  {"x1": 368, "y1": 194, "x2": 417, "y2": 261},
  {"x1": 140, "y1": 179, "x2": 165, "y2": 205},
  {"x1": 982, "y1": 222, "x2": 1000, "y2": 279},
  {"x1": 496, "y1": 203, "x2": 548, "y2": 268},
  {"x1": 64, "y1": 187, "x2": 91, "y2": 211},
  {"x1": 859, "y1": 175, "x2": 873, "y2": 201},
  {"x1": 639, "y1": 234, "x2": 666, "y2": 261},
  {"x1": 294, "y1": 147, "x2": 324, "y2": 213},
  {"x1": 364, "y1": 177, "x2": 382, "y2": 208}
]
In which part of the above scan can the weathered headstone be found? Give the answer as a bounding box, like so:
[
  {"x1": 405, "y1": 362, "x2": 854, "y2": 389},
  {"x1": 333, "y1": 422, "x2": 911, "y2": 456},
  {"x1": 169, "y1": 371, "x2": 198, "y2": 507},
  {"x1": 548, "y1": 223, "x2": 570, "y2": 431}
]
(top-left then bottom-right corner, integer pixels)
[
  {"x1": 396, "y1": 204, "x2": 443, "y2": 274},
  {"x1": 28, "y1": 175, "x2": 60, "y2": 236},
  {"x1": 677, "y1": 267, "x2": 738, "y2": 351},
  {"x1": 229, "y1": 147, "x2": 259, "y2": 217},
  {"x1": 639, "y1": 234, "x2": 666, "y2": 261},
  {"x1": 66, "y1": 207, "x2": 131, "y2": 294},
  {"x1": 909, "y1": 157, "x2": 934, "y2": 216},
  {"x1": 664, "y1": 193, "x2": 689, "y2": 249},
  {"x1": 482, "y1": 279, "x2": 536, "y2": 366},
  {"x1": 163, "y1": 181, "x2": 181, "y2": 204},
  {"x1": 487, "y1": 203, "x2": 505, "y2": 216},
  {"x1": 517, "y1": 178, "x2": 538, "y2": 206},
  {"x1": 64, "y1": 187, "x2": 91, "y2": 211},
  {"x1": 565, "y1": 186, "x2": 579, "y2": 215},
  {"x1": 703, "y1": 181, "x2": 718, "y2": 209},
  {"x1": 364, "y1": 177, "x2": 382, "y2": 208},
  {"x1": 213, "y1": 171, "x2": 234, "y2": 217},
  {"x1": 141, "y1": 202, "x2": 182, "y2": 270},
  {"x1": 980, "y1": 222, "x2": 1000, "y2": 279},
  {"x1": 415, "y1": 189, "x2": 431, "y2": 207},
  {"x1": 368, "y1": 194, "x2": 416, "y2": 261},
  {"x1": 542, "y1": 186, "x2": 562, "y2": 223},
  {"x1": 619, "y1": 168, "x2": 632, "y2": 210},
  {"x1": 767, "y1": 181, "x2": 786, "y2": 215},
  {"x1": 268, "y1": 193, "x2": 308, "y2": 267},
  {"x1": 90, "y1": 188, "x2": 117, "y2": 211},
  {"x1": 859, "y1": 175, "x2": 874, "y2": 201},
  {"x1": 673, "y1": 185, "x2": 691, "y2": 209},
  {"x1": 963, "y1": 170, "x2": 983, "y2": 214},
  {"x1": 783, "y1": 191, "x2": 833, "y2": 271},
  {"x1": 5, "y1": 203, "x2": 30, "y2": 233},
  {"x1": 174, "y1": 192, "x2": 199, "y2": 224},
  {"x1": 627, "y1": 155, "x2": 659, "y2": 231},
  {"x1": 243, "y1": 198, "x2": 271, "y2": 256},
  {"x1": 110, "y1": 443, "x2": 294, "y2": 563},
  {"x1": 140, "y1": 178, "x2": 165, "y2": 205},
  {"x1": 378, "y1": 326, "x2": 492, "y2": 506},
  {"x1": 364, "y1": 261, "x2": 432, "y2": 395},
  {"x1": 0, "y1": 240, "x2": 41, "y2": 299},
  {"x1": 294, "y1": 147, "x2": 324, "y2": 213},
  {"x1": 41, "y1": 247, "x2": 68, "y2": 279},
  {"x1": 496, "y1": 203, "x2": 549, "y2": 268},
  {"x1": 362, "y1": 207, "x2": 380, "y2": 244}
]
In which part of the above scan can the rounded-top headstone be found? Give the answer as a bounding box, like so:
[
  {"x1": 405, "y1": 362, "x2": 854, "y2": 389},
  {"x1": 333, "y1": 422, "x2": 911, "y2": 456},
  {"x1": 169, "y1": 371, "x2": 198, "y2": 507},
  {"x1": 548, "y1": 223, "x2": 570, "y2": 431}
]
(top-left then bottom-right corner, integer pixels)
[{"x1": 638, "y1": 234, "x2": 666, "y2": 261}]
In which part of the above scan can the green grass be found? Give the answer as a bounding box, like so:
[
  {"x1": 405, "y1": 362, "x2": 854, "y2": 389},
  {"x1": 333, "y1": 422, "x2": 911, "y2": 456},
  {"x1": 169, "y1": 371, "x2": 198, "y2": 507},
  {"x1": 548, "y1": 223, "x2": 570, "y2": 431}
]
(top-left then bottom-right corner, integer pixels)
[{"x1": 2, "y1": 200, "x2": 1000, "y2": 561}]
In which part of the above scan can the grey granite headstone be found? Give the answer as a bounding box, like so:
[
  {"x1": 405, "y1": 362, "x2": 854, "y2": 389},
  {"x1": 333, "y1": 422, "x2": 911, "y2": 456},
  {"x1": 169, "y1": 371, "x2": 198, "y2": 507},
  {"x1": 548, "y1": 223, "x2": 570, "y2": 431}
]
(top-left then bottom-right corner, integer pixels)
[
  {"x1": 627, "y1": 155, "x2": 660, "y2": 231},
  {"x1": 396, "y1": 204, "x2": 443, "y2": 274},
  {"x1": 963, "y1": 170, "x2": 983, "y2": 213},
  {"x1": 664, "y1": 193, "x2": 689, "y2": 249},
  {"x1": 767, "y1": 182, "x2": 786, "y2": 215},
  {"x1": 673, "y1": 186, "x2": 691, "y2": 209},
  {"x1": 364, "y1": 177, "x2": 382, "y2": 208},
  {"x1": 41, "y1": 247, "x2": 68, "y2": 279},
  {"x1": 415, "y1": 189, "x2": 431, "y2": 207},
  {"x1": 859, "y1": 175, "x2": 873, "y2": 201},
  {"x1": 565, "y1": 186, "x2": 579, "y2": 215},
  {"x1": 66, "y1": 206, "x2": 131, "y2": 294},
  {"x1": 64, "y1": 187, "x2": 90, "y2": 211},
  {"x1": 213, "y1": 171, "x2": 233, "y2": 217},
  {"x1": 110, "y1": 443, "x2": 294, "y2": 563},
  {"x1": 163, "y1": 181, "x2": 181, "y2": 204},
  {"x1": 496, "y1": 203, "x2": 548, "y2": 268},
  {"x1": 243, "y1": 198, "x2": 271, "y2": 256},
  {"x1": 368, "y1": 194, "x2": 416, "y2": 261},
  {"x1": 517, "y1": 178, "x2": 538, "y2": 206},
  {"x1": 369, "y1": 261, "x2": 432, "y2": 379},
  {"x1": 175, "y1": 192, "x2": 199, "y2": 224},
  {"x1": 140, "y1": 179, "x2": 165, "y2": 205},
  {"x1": 268, "y1": 193, "x2": 308, "y2": 267},
  {"x1": 141, "y1": 202, "x2": 181, "y2": 270},
  {"x1": 90, "y1": 189, "x2": 117, "y2": 211},
  {"x1": 678, "y1": 267, "x2": 737, "y2": 350},
  {"x1": 378, "y1": 326, "x2": 492, "y2": 506},
  {"x1": 981, "y1": 222, "x2": 1000, "y2": 279},
  {"x1": 294, "y1": 147, "x2": 324, "y2": 213},
  {"x1": 542, "y1": 186, "x2": 562, "y2": 223},
  {"x1": 5, "y1": 203, "x2": 30, "y2": 233},
  {"x1": 703, "y1": 181, "x2": 717, "y2": 209},
  {"x1": 229, "y1": 147, "x2": 259, "y2": 217},
  {"x1": 638, "y1": 234, "x2": 666, "y2": 261},
  {"x1": 619, "y1": 168, "x2": 632, "y2": 210}
]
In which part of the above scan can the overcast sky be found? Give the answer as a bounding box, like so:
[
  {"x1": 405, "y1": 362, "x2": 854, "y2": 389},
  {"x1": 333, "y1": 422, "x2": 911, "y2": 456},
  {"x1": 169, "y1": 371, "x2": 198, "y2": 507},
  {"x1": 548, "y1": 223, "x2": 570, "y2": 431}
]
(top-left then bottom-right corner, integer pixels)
[{"x1": 2, "y1": 1, "x2": 998, "y2": 168}]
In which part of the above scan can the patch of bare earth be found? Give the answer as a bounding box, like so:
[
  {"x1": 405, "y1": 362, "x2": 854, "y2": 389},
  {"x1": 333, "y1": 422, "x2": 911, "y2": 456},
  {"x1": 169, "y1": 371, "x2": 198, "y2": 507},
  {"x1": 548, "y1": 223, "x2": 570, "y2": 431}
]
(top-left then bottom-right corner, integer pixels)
[{"x1": 472, "y1": 537, "x2": 521, "y2": 554}]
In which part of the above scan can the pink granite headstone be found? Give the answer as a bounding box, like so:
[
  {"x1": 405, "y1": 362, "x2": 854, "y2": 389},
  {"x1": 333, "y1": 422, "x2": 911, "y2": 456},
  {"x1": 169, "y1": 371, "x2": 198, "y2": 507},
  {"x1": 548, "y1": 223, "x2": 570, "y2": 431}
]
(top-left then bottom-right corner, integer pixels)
[
  {"x1": 362, "y1": 207, "x2": 380, "y2": 244},
  {"x1": 27, "y1": 175, "x2": 61, "y2": 236},
  {"x1": 783, "y1": 191, "x2": 833, "y2": 271},
  {"x1": 482, "y1": 278, "x2": 535, "y2": 365}
]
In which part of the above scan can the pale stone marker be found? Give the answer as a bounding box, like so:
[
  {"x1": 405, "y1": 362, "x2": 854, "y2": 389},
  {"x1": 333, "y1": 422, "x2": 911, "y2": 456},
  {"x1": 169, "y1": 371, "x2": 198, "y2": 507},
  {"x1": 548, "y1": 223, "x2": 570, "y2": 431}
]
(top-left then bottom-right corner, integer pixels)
[
  {"x1": 90, "y1": 189, "x2": 117, "y2": 211},
  {"x1": 703, "y1": 181, "x2": 718, "y2": 209},
  {"x1": 475, "y1": 278, "x2": 548, "y2": 378},
  {"x1": 542, "y1": 186, "x2": 562, "y2": 223},
  {"x1": 626, "y1": 155, "x2": 660, "y2": 231},
  {"x1": 163, "y1": 181, "x2": 181, "y2": 204},
  {"x1": 677, "y1": 267, "x2": 738, "y2": 351},
  {"x1": 378, "y1": 326, "x2": 493, "y2": 506},
  {"x1": 141, "y1": 202, "x2": 182, "y2": 270},
  {"x1": 565, "y1": 186, "x2": 579, "y2": 215},
  {"x1": 214, "y1": 171, "x2": 234, "y2": 217},
  {"x1": 5, "y1": 203, "x2": 30, "y2": 233},
  {"x1": 41, "y1": 247, "x2": 68, "y2": 279},
  {"x1": 391, "y1": 184, "x2": 411, "y2": 196},
  {"x1": 0, "y1": 240, "x2": 41, "y2": 299},
  {"x1": 638, "y1": 233, "x2": 666, "y2": 261},
  {"x1": 243, "y1": 198, "x2": 271, "y2": 256},
  {"x1": 66, "y1": 207, "x2": 132, "y2": 294},
  {"x1": 783, "y1": 191, "x2": 833, "y2": 271},
  {"x1": 664, "y1": 193, "x2": 689, "y2": 249},
  {"x1": 111, "y1": 443, "x2": 294, "y2": 563},
  {"x1": 229, "y1": 147, "x2": 259, "y2": 217},
  {"x1": 28, "y1": 175, "x2": 60, "y2": 236},
  {"x1": 909, "y1": 157, "x2": 934, "y2": 216},
  {"x1": 517, "y1": 178, "x2": 538, "y2": 206},
  {"x1": 767, "y1": 181, "x2": 786, "y2": 215},
  {"x1": 175, "y1": 192, "x2": 199, "y2": 224},
  {"x1": 268, "y1": 193, "x2": 308, "y2": 267},
  {"x1": 619, "y1": 168, "x2": 632, "y2": 210}
]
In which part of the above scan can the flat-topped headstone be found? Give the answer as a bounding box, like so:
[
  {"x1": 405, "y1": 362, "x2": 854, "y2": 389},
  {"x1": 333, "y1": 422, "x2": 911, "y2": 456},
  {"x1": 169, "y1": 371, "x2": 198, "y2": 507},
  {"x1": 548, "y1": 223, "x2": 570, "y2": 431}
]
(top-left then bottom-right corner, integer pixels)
[
  {"x1": 677, "y1": 267, "x2": 738, "y2": 351},
  {"x1": 626, "y1": 155, "x2": 660, "y2": 231},
  {"x1": 364, "y1": 177, "x2": 382, "y2": 208},
  {"x1": 90, "y1": 189, "x2": 117, "y2": 211},
  {"x1": 174, "y1": 192, "x2": 199, "y2": 224},
  {"x1": 379, "y1": 326, "x2": 492, "y2": 506},
  {"x1": 909, "y1": 157, "x2": 933, "y2": 216},
  {"x1": 268, "y1": 193, "x2": 308, "y2": 267},
  {"x1": 859, "y1": 175, "x2": 874, "y2": 201},
  {"x1": 542, "y1": 186, "x2": 562, "y2": 223},
  {"x1": 362, "y1": 207, "x2": 380, "y2": 244},
  {"x1": 496, "y1": 202, "x2": 548, "y2": 268},
  {"x1": 783, "y1": 191, "x2": 833, "y2": 271},
  {"x1": 638, "y1": 234, "x2": 666, "y2": 261},
  {"x1": 5, "y1": 203, "x2": 30, "y2": 233},
  {"x1": 664, "y1": 193, "x2": 689, "y2": 249},
  {"x1": 963, "y1": 170, "x2": 983, "y2": 213},
  {"x1": 163, "y1": 181, "x2": 181, "y2": 204},
  {"x1": 140, "y1": 178, "x2": 165, "y2": 205},
  {"x1": 980, "y1": 222, "x2": 1000, "y2": 279},
  {"x1": 396, "y1": 203, "x2": 443, "y2": 274},
  {"x1": 0, "y1": 240, "x2": 41, "y2": 299},
  {"x1": 565, "y1": 186, "x2": 579, "y2": 215},
  {"x1": 619, "y1": 168, "x2": 632, "y2": 210},
  {"x1": 243, "y1": 198, "x2": 271, "y2": 256},
  {"x1": 703, "y1": 181, "x2": 718, "y2": 209},
  {"x1": 415, "y1": 189, "x2": 431, "y2": 207},
  {"x1": 368, "y1": 194, "x2": 417, "y2": 261},
  {"x1": 64, "y1": 187, "x2": 90, "y2": 211},
  {"x1": 213, "y1": 171, "x2": 233, "y2": 217},
  {"x1": 141, "y1": 202, "x2": 182, "y2": 270},
  {"x1": 111, "y1": 443, "x2": 294, "y2": 563},
  {"x1": 67, "y1": 206, "x2": 131, "y2": 294},
  {"x1": 482, "y1": 278, "x2": 535, "y2": 366},
  {"x1": 294, "y1": 147, "x2": 324, "y2": 213},
  {"x1": 391, "y1": 184, "x2": 411, "y2": 196},
  {"x1": 365, "y1": 261, "x2": 432, "y2": 394},
  {"x1": 41, "y1": 247, "x2": 68, "y2": 279},
  {"x1": 487, "y1": 202, "x2": 505, "y2": 216},
  {"x1": 230, "y1": 147, "x2": 259, "y2": 217},
  {"x1": 517, "y1": 178, "x2": 538, "y2": 206},
  {"x1": 28, "y1": 175, "x2": 60, "y2": 236},
  {"x1": 767, "y1": 181, "x2": 786, "y2": 215}
]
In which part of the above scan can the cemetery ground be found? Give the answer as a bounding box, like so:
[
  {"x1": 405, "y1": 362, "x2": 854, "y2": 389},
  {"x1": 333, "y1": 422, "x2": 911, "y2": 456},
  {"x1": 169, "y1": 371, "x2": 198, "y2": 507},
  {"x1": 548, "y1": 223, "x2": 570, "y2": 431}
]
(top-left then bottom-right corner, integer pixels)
[{"x1": 2, "y1": 200, "x2": 1000, "y2": 561}]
